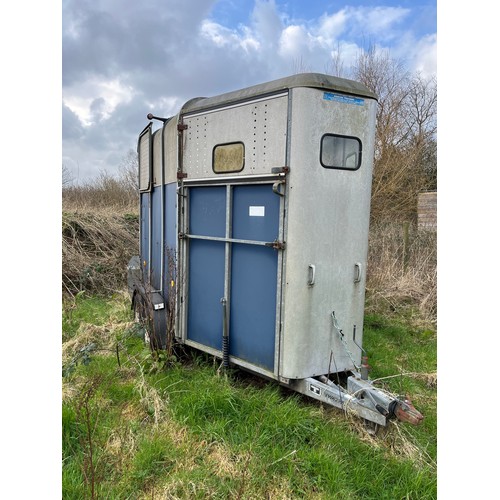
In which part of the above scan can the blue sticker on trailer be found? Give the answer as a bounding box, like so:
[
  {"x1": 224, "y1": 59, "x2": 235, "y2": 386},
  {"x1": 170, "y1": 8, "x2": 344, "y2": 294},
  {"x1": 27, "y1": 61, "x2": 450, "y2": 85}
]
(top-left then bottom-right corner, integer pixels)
[{"x1": 323, "y1": 92, "x2": 364, "y2": 106}]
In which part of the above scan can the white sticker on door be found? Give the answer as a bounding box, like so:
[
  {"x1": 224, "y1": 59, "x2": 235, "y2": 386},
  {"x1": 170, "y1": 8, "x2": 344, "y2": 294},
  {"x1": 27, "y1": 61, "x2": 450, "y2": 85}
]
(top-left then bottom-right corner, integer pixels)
[{"x1": 249, "y1": 206, "x2": 265, "y2": 217}]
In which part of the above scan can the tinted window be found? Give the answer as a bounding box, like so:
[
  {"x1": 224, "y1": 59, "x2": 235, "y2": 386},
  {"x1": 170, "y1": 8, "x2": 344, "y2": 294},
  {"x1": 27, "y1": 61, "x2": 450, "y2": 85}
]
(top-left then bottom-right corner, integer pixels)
[
  {"x1": 213, "y1": 142, "x2": 245, "y2": 173},
  {"x1": 320, "y1": 134, "x2": 362, "y2": 170}
]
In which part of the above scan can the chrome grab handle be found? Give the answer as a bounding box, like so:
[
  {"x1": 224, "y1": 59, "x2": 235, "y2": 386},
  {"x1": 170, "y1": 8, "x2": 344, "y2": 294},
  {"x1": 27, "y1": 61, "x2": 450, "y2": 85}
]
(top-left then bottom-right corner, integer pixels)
[
  {"x1": 354, "y1": 263, "x2": 362, "y2": 283},
  {"x1": 308, "y1": 264, "x2": 316, "y2": 286}
]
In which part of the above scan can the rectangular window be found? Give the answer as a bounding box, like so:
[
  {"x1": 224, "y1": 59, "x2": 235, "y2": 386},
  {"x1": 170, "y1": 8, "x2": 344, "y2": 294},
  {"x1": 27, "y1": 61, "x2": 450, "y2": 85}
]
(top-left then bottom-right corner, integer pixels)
[
  {"x1": 320, "y1": 134, "x2": 362, "y2": 170},
  {"x1": 213, "y1": 142, "x2": 245, "y2": 173}
]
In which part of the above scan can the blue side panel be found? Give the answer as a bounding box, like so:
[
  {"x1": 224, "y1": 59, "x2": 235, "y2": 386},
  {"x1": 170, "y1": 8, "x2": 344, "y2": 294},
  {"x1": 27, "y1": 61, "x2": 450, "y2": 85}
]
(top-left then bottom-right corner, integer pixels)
[
  {"x1": 186, "y1": 183, "x2": 280, "y2": 371},
  {"x1": 189, "y1": 186, "x2": 226, "y2": 237},
  {"x1": 187, "y1": 239, "x2": 225, "y2": 349},
  {"x1": 230, "y1": 184, "x2": 280, "y2": 371},
  {"x1": 140, "y1": 193, "x2": 150, "y2": 281},
  {"x1": 230, "y1": 244, "x2": 277, "y2": 370},
  {"x1": 163, "y1": 182, "x2": 177, "y2": 298},
  {"x1": 232, "y1": 185, "x2": 280, "y2": 241},
  {"x1": 187, "y1": 186, "x2": 227, "y2": 348},
  {"x1": 151, "y1": 186, "x2": 162, "y2": 290}
]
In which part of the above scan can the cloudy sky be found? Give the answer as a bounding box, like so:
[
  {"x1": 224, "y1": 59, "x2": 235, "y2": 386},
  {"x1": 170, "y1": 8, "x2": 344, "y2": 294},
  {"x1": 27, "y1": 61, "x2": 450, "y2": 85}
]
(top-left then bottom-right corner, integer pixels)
[{"x1": 62, "y1": 0, "x2": 436, "y2": 183}]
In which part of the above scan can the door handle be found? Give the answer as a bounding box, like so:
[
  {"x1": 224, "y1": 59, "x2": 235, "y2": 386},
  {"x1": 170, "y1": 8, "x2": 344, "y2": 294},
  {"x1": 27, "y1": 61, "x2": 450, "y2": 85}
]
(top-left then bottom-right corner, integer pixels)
[
  {"x1": 272, "y1": 180, "x2": 285, "y2": 196},
  {"x1": 354, "y1": 263, "x2": 362, "y2": 283},
  {"x1": 308, "y1": 264, "x2": 316, "y2": 286}
]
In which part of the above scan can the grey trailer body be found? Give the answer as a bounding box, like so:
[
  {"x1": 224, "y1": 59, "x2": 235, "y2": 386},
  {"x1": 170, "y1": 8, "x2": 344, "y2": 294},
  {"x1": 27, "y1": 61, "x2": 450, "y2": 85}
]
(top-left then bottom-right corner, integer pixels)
[{"x1": 131, "y1": 73, "x2": 423, "y2": 426}]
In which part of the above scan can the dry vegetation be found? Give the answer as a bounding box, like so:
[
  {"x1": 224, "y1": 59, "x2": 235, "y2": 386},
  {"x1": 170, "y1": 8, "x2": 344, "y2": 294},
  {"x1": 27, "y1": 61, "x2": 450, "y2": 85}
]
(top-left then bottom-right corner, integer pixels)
[
  {"x1": 62, "y1": 160, "x2": 139, "y2": 296},
  {"x1": 366, "y1": 220, "x2": 437, "y2": 326}
]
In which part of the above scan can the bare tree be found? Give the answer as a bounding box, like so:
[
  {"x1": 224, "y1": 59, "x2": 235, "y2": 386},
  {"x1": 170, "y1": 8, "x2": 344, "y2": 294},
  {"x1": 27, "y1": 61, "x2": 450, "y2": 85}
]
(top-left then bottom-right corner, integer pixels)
[
  {"x1": 292, "y1": 55, "x2": 311, "y2": 74},
  {"x1": 62, "y1": 164, "x2": 73, "y2": 188},
  {"x1": 118, "y1": 149, "x2": 139, "y2": 193},
  {"x1": 325, "y1": 42, "x2": 346, "y2": 78},
  {"x1": 349, "y1": 45, "x2": 437, "y2": 221}
]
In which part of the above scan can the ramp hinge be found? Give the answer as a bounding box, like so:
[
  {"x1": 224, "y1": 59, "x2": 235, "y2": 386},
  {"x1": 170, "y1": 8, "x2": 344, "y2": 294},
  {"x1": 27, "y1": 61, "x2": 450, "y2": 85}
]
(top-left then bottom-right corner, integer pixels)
[
  {"x1": 178, "y1": 232, "x2": 186, "y2": 240},
  {"x1": 177, "y1": 171, "x2": 187, "y2": 180},
  {"x1": 177, "y1": 123, "x2": 188, "y2": 131}
]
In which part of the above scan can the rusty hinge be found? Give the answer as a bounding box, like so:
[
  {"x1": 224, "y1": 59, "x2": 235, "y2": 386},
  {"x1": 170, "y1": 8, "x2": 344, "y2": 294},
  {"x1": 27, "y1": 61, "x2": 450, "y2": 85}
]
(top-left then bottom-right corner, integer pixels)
[
  {"x1": 265, "y1": 240, "x2": 286, "y2": 250},
  {"x1": 177, "y1": 171, "x2": 187, "y2": 180},
  {"x1": 178, "y1": 232, "x2": 186, "y2": 240},
  {"x1": 271, "y1": 166, "x2": 290, "y2": 174},
  {"x1": 177, "y1": 123, "x2": 188, "y2": 131}
]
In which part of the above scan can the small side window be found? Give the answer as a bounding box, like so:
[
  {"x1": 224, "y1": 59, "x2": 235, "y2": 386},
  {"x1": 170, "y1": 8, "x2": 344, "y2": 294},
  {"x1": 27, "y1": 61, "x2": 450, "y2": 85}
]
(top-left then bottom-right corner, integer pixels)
[
  {"x1": 320, "y1": 134, "x2": 362, "y2": 171},
  {"x1": 213, "y1": 142, "x2": 245, "y2": 173}
]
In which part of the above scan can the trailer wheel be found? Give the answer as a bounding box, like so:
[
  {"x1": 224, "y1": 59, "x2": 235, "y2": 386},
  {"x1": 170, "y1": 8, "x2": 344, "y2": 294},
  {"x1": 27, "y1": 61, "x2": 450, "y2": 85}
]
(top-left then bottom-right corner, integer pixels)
[{"x1": 132, "y1": 289, "x2": 167, "y2": 350}]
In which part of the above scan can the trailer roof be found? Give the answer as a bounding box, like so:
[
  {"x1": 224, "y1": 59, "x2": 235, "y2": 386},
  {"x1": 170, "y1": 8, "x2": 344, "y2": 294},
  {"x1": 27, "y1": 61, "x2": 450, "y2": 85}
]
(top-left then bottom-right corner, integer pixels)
[{"x1": 180, "y1": 72, "x2": 377, "y2": 115}]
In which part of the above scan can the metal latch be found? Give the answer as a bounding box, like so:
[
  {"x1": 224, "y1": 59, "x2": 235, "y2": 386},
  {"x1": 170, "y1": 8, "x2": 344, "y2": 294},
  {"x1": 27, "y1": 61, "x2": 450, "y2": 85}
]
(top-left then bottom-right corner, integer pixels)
[
  {"x1": 265, "y1": 240, "x2": 286, "y2": 250},
  {"x1": 271, "y1": 166, "x2": 290, "y2": 174}
]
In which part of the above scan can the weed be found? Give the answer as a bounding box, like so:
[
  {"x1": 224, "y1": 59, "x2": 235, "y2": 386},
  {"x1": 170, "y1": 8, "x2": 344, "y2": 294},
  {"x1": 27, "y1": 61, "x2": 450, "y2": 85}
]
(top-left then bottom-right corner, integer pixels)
[{"x1": 62, "y1": 289, "x2": 436, "y2": 499}]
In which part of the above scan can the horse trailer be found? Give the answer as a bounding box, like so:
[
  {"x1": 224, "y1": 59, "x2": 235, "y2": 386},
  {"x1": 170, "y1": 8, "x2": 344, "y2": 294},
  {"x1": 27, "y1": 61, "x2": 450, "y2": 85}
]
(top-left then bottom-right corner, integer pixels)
[{"x1": 128, "y1": 73, "x2": 423, "y2": 427}]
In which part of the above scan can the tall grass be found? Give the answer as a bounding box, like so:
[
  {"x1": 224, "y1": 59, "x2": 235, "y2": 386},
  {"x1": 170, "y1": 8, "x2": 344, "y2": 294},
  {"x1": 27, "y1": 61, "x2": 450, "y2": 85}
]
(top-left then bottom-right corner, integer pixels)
[
  {"x1": 62, "y1": 293, "x2": 437, "y2": 499},
  {"x1": 63, "y1": 168, "x2": 138, "y2": 214},
  {"x1": 62, "y1": 211, "x2": 139, "y2": 296},
  {"x1": 366, "y1": 220, "x2": 436, "y2": 327}
]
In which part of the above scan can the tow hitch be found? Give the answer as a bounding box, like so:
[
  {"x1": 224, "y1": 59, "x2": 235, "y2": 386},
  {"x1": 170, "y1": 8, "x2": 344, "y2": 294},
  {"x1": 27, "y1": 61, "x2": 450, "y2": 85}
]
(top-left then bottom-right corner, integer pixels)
[{"x1": 290, "y1": 372, "x2": 423, "y2": 427}]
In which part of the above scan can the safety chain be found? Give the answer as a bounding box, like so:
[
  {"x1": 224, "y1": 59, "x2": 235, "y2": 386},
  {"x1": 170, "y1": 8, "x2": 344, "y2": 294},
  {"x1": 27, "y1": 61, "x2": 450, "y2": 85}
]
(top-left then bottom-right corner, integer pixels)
[{"x1": 331, "y1": 311, "x2": 360, "y2": 370}]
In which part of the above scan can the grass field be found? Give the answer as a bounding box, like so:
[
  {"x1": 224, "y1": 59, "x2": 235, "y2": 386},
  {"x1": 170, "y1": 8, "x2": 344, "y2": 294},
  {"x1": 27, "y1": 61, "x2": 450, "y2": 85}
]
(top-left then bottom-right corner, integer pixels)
[{"x1": 62, "y1": 292, "x2": 437, "y2": 499}]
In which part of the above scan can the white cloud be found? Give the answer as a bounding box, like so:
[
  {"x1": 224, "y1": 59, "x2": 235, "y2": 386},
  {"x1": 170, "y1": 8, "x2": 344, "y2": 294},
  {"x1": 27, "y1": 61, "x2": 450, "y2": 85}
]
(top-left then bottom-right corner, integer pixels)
[
  {"x1": 350, "y1": 6, "x2": 410, "y2": 38},
  {"x1": 251, "y1": 0, "x2": 283, "y2": 48},
  {"x1": 63, "y1": 78, "x2": 134, "y2": 126},
  {"x1": 317, "y1": 10, "x2": 348, "y2": 43},
  {"x1": 200, "y1": 20, "x2": 260, "y2": 53},
  {"x1": 279, "y1": 25, "x2": 308, "y2": 59},
  {"x1": 411, "y1": 34, "x2": 437, "y2": 79}
]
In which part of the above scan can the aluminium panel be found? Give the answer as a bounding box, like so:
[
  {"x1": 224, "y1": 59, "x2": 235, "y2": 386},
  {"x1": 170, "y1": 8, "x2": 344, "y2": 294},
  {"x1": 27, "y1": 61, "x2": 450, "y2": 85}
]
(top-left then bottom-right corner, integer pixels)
[
  {"x1": 182, "y1": 95, "x2": 288, "y2": 179},
  {"x1": 138, "y1": 128, "x2": 151, "y2": 192},
  {"x1": 152, "y1": 129, "x2": 163, "y2": 187},
  {"x1": 280, "y1": 86, "x2": 377, "y2": 380}
]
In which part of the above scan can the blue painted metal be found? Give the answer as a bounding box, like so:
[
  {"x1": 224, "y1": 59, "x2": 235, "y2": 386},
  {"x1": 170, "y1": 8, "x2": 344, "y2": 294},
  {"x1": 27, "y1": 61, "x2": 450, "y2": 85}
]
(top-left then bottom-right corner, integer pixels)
[
  {"x1": 186, "y1": 184, "x2": 280, "y2": 371},
  {"x1": 151, "y1": 186, "x2": 162, "y2": 290},
  {"x1": 230, "y1": 185, "x2": 280, "y2": 370},
  {"x1": 189, "y1": 186, "x2": 226, "y2": 237},
  {"x1": 230, "y1": 243, "x2": 277, "y2": 370},
  {"x1": 232, "y1": 185, "x2": 279, "y2": 241},
  {"x1": 140, "y1": 193, "x2": 149, "y2": 281},
  {"x1": 187, "y1": 186, "x2": 227, "y2": 348},
  {"x1": 187, "y1": 239, "x2": 225, "y2": 349}
]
